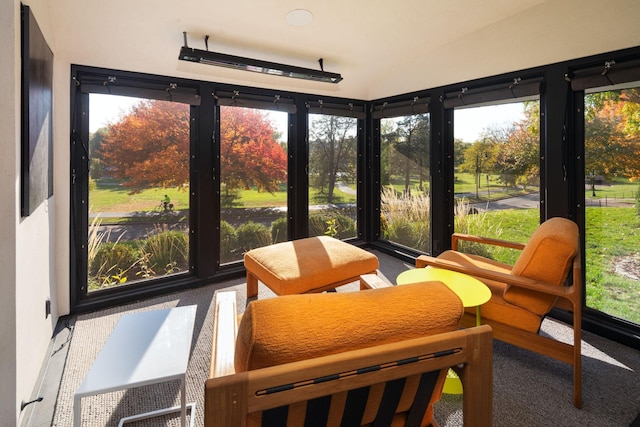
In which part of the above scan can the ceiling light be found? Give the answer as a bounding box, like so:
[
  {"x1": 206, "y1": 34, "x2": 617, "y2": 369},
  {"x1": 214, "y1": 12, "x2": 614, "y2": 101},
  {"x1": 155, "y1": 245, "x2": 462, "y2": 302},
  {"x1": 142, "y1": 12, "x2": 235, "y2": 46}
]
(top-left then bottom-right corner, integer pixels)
[
  {"x1": 178, "y1": 33, "x2": 342, "y2": 84},
  {"x1": 286, "y1": 9, "x2": 313, "y2": 26}
]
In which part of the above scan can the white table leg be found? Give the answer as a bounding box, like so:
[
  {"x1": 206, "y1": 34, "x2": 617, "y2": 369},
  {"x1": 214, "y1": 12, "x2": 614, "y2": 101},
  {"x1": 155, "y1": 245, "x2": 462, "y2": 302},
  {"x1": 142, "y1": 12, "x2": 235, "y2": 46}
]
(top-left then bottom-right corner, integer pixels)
[
  {"x1": 181, "y1": 376, "x2": 187, "y2": 426},
  {"x1": 74, "y1": 395, "x2": 81, "y2": 427},
  {"x1": 118, "y1": 402, "x2": 196, "y2": 427}
]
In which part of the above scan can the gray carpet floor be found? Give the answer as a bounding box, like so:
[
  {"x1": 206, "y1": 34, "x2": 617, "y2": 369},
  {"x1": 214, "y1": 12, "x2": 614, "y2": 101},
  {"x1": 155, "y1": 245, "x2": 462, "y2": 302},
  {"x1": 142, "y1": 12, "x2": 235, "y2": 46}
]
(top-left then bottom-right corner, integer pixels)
[{"x1": 47, "y1": 250, "x2": 640, "y2": 426}]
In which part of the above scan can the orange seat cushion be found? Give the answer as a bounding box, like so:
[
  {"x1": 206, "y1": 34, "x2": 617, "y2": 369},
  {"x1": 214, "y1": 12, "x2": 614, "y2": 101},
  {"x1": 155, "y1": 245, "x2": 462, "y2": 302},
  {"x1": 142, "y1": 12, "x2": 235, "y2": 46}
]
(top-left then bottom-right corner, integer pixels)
[
  {"x1": 235, "y1": 281, "x2": 463, "y2": 371},
  {"x1": 235, "y1": 282, "x2": 463, "y2": 427},
  {"x1": 438, "y1": 250, "x2": 542, "y2": 332},
  {"x1": 244, "y1": 236, "x2": 379, "y2": 295}
]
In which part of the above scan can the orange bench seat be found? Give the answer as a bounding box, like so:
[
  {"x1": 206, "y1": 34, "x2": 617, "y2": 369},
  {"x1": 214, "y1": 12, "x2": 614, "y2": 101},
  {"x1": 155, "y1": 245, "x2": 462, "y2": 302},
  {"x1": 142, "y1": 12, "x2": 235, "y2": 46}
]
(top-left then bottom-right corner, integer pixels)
[{"x1": 243, "y1": 236, "x2": 379, "y2": 298}]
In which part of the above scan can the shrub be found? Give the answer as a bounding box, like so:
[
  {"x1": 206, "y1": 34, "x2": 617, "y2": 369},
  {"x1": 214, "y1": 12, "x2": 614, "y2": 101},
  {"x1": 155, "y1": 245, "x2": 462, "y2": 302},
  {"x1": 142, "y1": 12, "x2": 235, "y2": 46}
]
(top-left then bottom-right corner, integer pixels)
[
  {"x1": 220, "y1": 221, "x2": 237, "y2": 263},
  {"x1": 454, "y1": 198, "x2": 502, "y2": 259},
  {"x1": 236, "y1": 222, "x2": 271, "y2": 252},
  {"x1": 308, "y1": 214, "x2": 328, "y2": 237},
  {"x1": 139, "y1": 227, "x2": 189, "y2": 276},
  {"x1": 385, "y1": 217, "x2": 419, "y2": 249},
  {"x1": 381, "y1": 185, "x2": 430, "y2": 251},
  {"x1": 271, "y1": 217, "x2": 288, "y2": 244},
  {"x1": 333, "y1": 214, "x2": 356, "y2": 239},
  {"x1": 89, "y1": 241, "x2": 140, "y2": 287},
  {"x1": 308, "y1": 213, "x2": 356, "y2": 239}
]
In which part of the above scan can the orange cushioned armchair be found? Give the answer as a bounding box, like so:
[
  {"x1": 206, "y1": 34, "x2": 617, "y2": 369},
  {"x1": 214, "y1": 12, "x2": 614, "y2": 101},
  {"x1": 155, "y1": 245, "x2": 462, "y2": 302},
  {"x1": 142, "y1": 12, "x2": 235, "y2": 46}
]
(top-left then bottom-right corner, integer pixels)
[
  {"x1": 415, "y1": 217, "x2": 582, "y2": 408},
  {"x1": 205, "y1": 282, "x2": 493, "y2": 427}
]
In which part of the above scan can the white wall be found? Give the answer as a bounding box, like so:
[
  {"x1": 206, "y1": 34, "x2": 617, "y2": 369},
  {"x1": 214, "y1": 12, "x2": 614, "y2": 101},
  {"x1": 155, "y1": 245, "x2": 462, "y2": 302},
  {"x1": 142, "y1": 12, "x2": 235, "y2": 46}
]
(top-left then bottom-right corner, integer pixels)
[
  {"x1": 1, "y1": 1, "x2": 61, "y2": 424},
  {"x1": 0, "y1": 0, "x2": 19, "y2": 423}
]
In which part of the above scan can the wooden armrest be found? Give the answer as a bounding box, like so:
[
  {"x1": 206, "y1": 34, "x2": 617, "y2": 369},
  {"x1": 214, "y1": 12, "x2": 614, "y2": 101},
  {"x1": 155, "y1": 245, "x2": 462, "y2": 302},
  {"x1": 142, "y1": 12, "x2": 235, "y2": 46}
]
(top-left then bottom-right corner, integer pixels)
[
  {"x1": 360, "y1": 273, "x2": 392, "y2": 290},
  {"x1": 211, "y1": 291, "x2": 239, "y2": 378},
  {"x1": 416, "y1": 255, "x2": 579, "y2": 301},
  {"x1": 451, "y1": 233, "x2": 526, "y2": 251}
]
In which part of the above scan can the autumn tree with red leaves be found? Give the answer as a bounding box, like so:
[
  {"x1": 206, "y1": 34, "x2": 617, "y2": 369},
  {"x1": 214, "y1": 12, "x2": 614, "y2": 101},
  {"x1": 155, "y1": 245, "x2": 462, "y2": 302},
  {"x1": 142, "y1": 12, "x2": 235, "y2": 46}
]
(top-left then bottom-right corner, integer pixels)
[
  {"x1": 99, "y1": 100, "x2": 190, "y2": 192},
  {"x1": 220, "y1": 106, "x2": 287, "y2": 194},
  {"x1": 99, "y1": 102, "x2": 287, "y2": 196}
]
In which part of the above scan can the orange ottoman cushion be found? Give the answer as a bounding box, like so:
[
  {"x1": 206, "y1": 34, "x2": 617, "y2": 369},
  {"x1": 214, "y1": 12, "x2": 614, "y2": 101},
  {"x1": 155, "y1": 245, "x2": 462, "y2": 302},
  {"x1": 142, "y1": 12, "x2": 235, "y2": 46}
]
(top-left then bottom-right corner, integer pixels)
[{"x1": 244, "y1": 236, "x2": 379, "y2": 295}]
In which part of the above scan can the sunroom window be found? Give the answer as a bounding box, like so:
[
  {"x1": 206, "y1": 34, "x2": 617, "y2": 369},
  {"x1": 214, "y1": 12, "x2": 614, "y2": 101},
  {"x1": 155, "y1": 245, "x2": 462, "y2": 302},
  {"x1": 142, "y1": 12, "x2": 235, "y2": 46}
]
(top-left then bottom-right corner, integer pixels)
[{"x1": 446, "y1": 80, "x2": 541, "y2": 264}]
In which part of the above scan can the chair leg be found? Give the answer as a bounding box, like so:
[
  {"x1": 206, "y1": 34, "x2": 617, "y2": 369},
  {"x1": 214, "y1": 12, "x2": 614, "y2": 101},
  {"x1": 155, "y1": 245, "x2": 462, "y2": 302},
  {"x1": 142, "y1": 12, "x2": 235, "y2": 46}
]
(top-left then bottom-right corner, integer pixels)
[
  {"x1": 247, "y1": 272, "x2": 258, "y2": 298},
  {"x1": 573, "y1": 304, "x2": 582, "y2": 409}
]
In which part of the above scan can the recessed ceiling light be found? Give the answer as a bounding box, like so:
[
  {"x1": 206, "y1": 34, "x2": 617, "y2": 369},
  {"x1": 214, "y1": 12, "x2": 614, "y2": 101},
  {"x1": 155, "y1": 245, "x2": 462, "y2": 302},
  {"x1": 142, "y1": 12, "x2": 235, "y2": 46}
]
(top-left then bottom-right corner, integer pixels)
[{"x1": 286, "y1": 9, "x2": 313, "y2": 26}]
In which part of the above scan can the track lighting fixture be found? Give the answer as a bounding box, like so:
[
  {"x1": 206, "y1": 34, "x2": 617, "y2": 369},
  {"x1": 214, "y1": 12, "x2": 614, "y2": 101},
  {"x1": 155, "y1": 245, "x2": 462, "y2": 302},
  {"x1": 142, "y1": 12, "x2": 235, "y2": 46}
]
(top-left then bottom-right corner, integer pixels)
[{"x1": 178, "y1": 33, "x2": 343, "y2": 84}]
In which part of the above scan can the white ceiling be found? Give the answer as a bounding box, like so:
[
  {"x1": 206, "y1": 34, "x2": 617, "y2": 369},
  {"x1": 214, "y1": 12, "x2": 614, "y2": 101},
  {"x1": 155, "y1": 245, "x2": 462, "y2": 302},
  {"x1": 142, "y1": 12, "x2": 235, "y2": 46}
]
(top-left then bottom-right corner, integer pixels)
[{"x1": 37, "y1": 0, "x2": 640, "y2": 100}]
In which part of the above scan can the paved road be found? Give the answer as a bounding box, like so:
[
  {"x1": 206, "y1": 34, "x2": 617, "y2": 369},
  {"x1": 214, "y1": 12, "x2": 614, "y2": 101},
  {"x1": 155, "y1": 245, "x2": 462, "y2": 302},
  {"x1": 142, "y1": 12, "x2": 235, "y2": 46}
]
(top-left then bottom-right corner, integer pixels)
[{"x1": 469, "y1": 192, "x2": 540, "y2": 212}]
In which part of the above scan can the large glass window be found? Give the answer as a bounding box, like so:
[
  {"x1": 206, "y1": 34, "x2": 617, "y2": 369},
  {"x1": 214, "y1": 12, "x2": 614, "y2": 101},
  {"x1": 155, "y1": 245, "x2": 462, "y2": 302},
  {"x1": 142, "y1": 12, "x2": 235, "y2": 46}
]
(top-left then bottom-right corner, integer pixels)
[
  {"x1": 87, "y1": 94, "x2": 191, "y2": 291},
  {"x1": 219, "y1": 106, "x2": 288, "y2": 263},
  {"x1": 380, "y1": 113, "x2": 430, "y2": 252},
  {"x1": 308, "y1": 114, "x2": 358, "y2": 239},
  {"x1": 453, "y1": 100, "x2": 540, "y2": 264},
  {"x1": 584, "y1": 85, "x2": 640, "y2": 325}
]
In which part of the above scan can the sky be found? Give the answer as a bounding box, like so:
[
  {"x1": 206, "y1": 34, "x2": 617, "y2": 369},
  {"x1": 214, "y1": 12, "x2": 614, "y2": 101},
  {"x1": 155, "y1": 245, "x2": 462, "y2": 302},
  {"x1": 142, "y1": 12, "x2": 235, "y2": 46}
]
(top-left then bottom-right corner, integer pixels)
[
  {"x1": 89, "y1": 94, "x2": 526, "y2": 143},
  {"x1": 89, "y1": 94, "x2": 140, "y2": 132},
  {"x1": 454, "y1": 102, "x2": 525, "y2": 143}
]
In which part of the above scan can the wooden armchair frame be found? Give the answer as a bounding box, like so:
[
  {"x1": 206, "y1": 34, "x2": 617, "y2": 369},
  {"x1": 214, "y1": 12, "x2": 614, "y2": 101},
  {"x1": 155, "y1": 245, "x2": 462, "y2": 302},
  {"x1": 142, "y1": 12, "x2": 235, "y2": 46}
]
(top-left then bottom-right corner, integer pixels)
[
  {"x1": 205, "y1": 291, "x2": 493, "y2": 427},
  {"x1": 416, "y1": 231, "x2": 582, "y2": 408}
]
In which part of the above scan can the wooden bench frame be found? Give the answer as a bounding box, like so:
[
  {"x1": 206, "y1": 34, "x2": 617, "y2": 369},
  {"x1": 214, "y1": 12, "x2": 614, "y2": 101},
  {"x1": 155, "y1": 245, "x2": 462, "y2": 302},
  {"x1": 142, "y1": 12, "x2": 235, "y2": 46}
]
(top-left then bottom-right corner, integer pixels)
[{"x1": 205, "y1": 290, "x2": 493, "y2": 427}]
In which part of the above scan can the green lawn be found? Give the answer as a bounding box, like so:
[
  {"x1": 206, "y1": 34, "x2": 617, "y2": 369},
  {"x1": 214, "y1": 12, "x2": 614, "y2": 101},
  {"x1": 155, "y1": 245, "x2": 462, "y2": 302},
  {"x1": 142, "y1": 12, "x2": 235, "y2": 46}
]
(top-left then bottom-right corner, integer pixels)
[
  {"x1": 458, "y1": 206, "x2": 640, "y2": 324},
  {"x1": 587, "y1": 177, "x2": 640, "y2": 201},
  {"x1": 89, "y1": 179, "x2": 190, "y2": 213},
  {"x1": 454, "y1": 172, "x2": 538, "y2": 202},
  {"x1": 89, "y1": 179, "x2": 356, "y2": 212},
  {"x1": 89, "y1": 178, "x2": 640, "y2": 324},
  {"x1": 584, "y1": 207, "x2": 640, "y2": 322}
]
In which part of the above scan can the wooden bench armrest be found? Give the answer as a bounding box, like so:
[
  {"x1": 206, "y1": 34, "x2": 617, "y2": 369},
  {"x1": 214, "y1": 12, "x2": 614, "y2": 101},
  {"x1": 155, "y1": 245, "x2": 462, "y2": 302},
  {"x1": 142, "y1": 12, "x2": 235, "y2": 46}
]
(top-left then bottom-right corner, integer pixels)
[
  {"x1": 451, "y1": 233, "x2": 526, "y2": 251},
  {"x1": 359, "y1": 273, "x2": 392, "y2": 290},
  {"x1": 415, "y1": 255, "x2": 579, "y2": 301},
  {"x1": 210, "y1": 291, "x2": 239, "y2": 378}
]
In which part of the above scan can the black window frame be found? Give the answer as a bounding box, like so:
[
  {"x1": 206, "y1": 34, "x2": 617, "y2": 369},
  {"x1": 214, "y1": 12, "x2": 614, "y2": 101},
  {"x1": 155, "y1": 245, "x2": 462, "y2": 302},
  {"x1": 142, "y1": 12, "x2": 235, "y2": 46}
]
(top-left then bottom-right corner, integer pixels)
[
  {"x1": 69, "y1": 65, "x2": 368, "y2": 313},
  {"x1": 69, "y1": 45, "x2": 640, "y2": 351}
]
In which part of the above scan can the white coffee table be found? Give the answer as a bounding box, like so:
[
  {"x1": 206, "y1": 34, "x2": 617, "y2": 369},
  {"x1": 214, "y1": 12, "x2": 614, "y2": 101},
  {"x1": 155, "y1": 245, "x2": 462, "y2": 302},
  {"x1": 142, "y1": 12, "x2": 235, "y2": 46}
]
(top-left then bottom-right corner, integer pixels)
[{"x1": 74, "y1": 305, "x2": 197, "y2": 427}]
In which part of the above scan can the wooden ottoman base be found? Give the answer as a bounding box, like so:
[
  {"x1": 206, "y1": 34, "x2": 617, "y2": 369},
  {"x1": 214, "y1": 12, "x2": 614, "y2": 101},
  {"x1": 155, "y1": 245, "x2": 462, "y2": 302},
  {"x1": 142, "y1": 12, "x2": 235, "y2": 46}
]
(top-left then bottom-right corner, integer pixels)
[{"x1": 244, "y1": 236, "x2": 379, "y2": 298}]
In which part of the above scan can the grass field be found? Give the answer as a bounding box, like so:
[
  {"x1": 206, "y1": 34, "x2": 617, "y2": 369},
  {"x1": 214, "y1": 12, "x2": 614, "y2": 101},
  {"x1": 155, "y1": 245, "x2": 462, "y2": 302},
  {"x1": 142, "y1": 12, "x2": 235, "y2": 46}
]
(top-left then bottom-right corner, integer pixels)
[
  {"x1": 89, "y1": 178, "x2": 640, "y2": 324},
  {"x1": 89, "y1": 179, "x2": 356, "y2": 213},
  {"x1": 584, "y1": 206, "x2": 640, "y2": 322},
  {"x1": 386, "y1": 173, "x2": 537, "y2": 202},
  {"x1": 476, "y1": 206, "x2": 640, "y2": 324}
]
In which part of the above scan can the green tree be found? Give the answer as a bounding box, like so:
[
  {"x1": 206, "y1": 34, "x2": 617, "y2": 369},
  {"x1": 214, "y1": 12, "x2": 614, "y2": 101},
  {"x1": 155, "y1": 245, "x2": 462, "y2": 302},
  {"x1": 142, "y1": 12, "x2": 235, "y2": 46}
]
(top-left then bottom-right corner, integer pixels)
[
  {"x1": 585, "y1": 90, "x2": 640, "y2": 184},
  {"x1": 494, "y1": 102, "x2": 540, "y2": 188},
  {"x1": 88, "y1": 127, "x2": 109, "y2": 179},
  {"x1": 459, "y1": 101, "x2": 540, "y2": 192},
  {"x1": 453, "y1": 138, "x2": 468, "y2": 169},
  {"x1": 308, "y1": 115, "x2": 357, "y2": 203},
  {"x1": 380, "y1": 120, "x2": 396, "y2": 186},
  {"x1": 459, "y1": 139, "x2": 497, "y2": 198},
  {"x1": 391, "y1": 114, "x2": 430, "y2": 194}
]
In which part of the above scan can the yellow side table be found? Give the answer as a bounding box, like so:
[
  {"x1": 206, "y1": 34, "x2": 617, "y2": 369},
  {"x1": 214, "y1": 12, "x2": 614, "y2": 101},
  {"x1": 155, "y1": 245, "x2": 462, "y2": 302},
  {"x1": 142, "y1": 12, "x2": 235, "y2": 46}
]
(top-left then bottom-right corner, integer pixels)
[
  {"x1": 396, "y1": 267, "x2": 491, "y2": 394},
  {"x1": 396, "y1": 267, "x2": 490, "y2": 326}
]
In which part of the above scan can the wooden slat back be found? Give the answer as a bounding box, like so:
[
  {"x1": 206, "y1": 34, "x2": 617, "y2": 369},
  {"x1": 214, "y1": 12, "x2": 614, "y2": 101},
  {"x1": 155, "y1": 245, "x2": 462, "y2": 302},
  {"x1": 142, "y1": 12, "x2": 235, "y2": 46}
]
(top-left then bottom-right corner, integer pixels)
[{"x1": 205, "y1": 325, "x2": 493, "y2": 427}]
